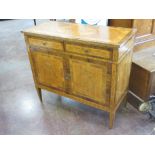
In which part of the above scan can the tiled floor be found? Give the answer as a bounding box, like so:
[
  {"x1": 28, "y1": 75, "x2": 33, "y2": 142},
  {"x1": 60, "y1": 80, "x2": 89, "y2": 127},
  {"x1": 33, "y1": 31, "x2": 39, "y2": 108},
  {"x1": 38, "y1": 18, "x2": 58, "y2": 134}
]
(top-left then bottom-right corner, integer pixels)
[{"x1": 0, "y1": 19, "x2": 154, "y2": 134}]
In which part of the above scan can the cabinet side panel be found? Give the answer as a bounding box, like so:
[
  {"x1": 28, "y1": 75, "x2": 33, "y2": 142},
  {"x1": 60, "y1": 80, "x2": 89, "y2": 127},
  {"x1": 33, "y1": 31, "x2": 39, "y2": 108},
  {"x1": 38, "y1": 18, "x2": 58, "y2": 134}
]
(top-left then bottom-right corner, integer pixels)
[
  {"x1": 115, "y1": 50, "x2": 133, "y2": 104},
  {"x1": 129, "y1": 63, "x2": 150, "y2": 100}
]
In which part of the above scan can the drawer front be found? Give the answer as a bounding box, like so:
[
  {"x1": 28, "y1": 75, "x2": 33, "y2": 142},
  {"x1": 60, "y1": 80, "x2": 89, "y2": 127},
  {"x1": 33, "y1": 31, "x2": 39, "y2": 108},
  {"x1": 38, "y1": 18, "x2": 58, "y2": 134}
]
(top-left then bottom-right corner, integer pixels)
[
  {"x1": 65, "y1": 43, "x2": 111, "y2": 59},
  {"x1": 28, "y1": 37, "x2": 63, "y2": 51}
]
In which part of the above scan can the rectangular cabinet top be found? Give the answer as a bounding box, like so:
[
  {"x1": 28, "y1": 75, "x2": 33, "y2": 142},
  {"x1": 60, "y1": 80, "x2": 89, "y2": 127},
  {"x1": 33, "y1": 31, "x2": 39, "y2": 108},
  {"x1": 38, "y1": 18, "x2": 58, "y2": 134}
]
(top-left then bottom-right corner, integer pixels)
[
  {"x1": 22, "y1": 21, "x2": 136, "y2": 47},
  {"x1": 133, "y1": 47, "x2": 155, "y2": 72}
]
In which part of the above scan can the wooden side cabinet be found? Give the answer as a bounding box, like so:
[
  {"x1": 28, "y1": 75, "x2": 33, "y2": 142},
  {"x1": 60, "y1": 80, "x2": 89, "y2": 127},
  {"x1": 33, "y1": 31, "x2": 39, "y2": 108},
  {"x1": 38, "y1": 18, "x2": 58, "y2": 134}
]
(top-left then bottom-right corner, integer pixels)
[
  {"x1": 128, "y1": 48, "x2": 155, "y2": 108},
  {"x1": 22, "y1": 21, "x2": 136, "y2": 128}
]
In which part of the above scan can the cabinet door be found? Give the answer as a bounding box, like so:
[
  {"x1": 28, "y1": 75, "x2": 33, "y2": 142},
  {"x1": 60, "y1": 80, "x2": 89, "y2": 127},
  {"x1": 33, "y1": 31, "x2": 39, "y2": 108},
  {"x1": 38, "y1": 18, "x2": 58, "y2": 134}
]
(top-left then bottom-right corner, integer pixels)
[
  {"x1": 69, "y1": 57, "x2": 110, "y2": 105},
  {"x1": 31, "y1": 51, "x2": 65, "y2": 90}
]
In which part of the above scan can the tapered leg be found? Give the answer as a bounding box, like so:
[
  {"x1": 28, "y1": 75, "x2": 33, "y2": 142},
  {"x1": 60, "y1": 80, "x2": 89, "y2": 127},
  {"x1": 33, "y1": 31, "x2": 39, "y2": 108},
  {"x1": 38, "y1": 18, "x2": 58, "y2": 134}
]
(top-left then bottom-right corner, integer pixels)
[
  {"x1": 109, "y1": 111, "x2": 116, "y2": 129},
  {"x1": 36, "y1": 87, "x2": 42, "y2": 102}
]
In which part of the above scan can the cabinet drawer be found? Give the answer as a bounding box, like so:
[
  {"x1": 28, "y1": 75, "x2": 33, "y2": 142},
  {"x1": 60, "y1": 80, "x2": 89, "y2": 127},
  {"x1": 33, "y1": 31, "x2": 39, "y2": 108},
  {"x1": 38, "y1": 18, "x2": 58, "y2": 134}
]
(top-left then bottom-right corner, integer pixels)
[
  {"x1": 65, "y1": 44, "x2": 111, "y2": 59},
  {"x1": 28, "y1": 37, "x2": 63, "y2": 51}
]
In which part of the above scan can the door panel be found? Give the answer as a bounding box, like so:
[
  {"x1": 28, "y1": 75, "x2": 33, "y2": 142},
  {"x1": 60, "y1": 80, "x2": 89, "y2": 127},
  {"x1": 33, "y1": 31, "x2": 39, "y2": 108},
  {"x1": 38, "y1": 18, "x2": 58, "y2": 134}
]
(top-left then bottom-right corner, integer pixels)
[
  {"x1": 69, "y1": 58, "x2": 108, "y2": 104},
  {"x1": 31, "y1": 52, "x2": 65, "y2": 90}
]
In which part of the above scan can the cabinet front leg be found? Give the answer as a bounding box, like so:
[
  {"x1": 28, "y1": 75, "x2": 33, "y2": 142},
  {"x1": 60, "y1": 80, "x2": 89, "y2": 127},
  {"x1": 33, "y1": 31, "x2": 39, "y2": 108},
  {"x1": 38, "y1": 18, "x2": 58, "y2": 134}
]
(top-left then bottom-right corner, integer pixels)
[
  {"x1": 36, "y1": 87, "x2": 42, "y2": 102},
  {"x1": 109, "y1": 111, "x2": 116, "y2": 129}
]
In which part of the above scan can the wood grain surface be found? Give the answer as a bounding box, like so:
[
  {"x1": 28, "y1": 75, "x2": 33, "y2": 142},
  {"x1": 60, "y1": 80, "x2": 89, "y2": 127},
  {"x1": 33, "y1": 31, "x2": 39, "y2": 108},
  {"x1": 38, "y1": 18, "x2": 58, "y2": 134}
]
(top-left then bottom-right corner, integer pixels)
[
  {"x1": 22, "y1": 21, "x2": 134, "y2": 47},
  {"x1": 23, "y1": 21, "x2": 136, "y2": 128}
]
